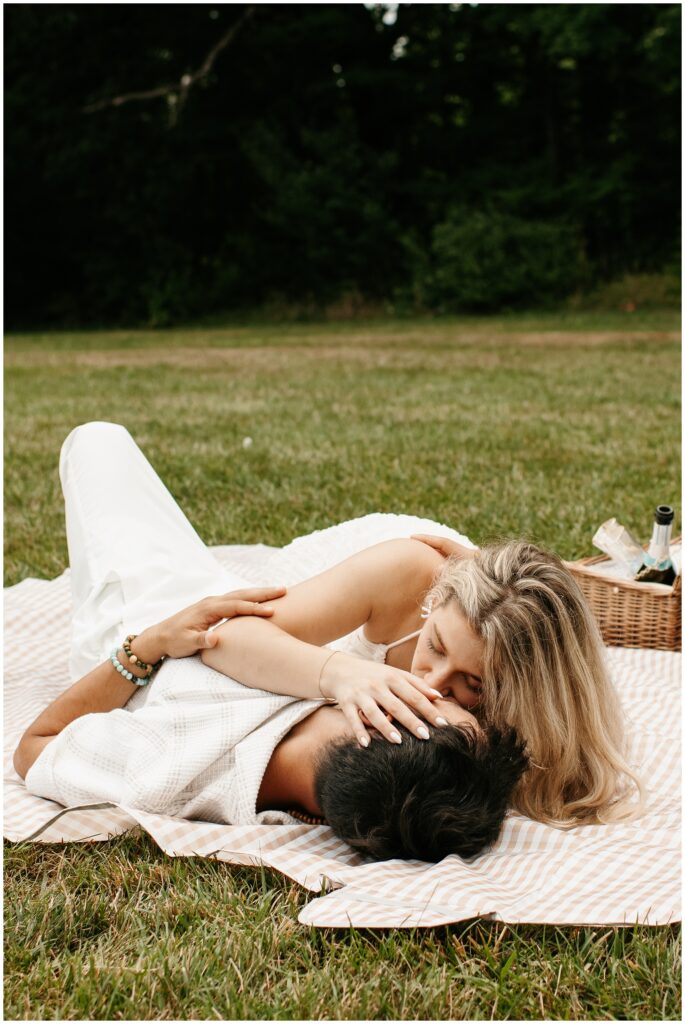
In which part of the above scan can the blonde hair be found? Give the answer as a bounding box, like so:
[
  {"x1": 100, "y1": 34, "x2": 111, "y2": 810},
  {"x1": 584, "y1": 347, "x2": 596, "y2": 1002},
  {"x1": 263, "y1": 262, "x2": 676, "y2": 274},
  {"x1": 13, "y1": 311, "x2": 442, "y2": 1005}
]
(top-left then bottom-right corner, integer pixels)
[{"x1": 427, "y1": 540, "x2": 644, "y2": 827}]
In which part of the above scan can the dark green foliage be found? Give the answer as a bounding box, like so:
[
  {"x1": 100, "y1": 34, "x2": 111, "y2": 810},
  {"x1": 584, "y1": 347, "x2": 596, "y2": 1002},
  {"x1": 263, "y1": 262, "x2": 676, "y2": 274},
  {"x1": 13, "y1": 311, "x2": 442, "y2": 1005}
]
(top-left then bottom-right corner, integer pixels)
[
  {"x1": 4, "y1": 3, "x2": 681, "y2": 327},
  {"x1": 413, "y1": 208, "x2": 582, "y2": 311}
]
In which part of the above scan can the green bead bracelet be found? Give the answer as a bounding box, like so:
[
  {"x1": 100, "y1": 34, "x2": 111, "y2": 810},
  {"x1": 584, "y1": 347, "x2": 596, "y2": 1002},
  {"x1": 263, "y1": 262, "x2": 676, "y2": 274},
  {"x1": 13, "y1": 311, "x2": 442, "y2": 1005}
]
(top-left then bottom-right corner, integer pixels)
[{"x1": 122, "y1": 633, "x2": 164, "y2": 678}]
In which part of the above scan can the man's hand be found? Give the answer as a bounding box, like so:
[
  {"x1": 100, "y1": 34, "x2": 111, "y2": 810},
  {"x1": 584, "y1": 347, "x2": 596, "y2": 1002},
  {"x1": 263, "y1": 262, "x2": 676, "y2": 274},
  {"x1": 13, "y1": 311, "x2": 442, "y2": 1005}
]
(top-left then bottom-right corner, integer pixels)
[
  {"x1": 410, "y1": 534, "x2": 478, "y2": 561},
  {"x1": 136, "y1": 586, "x2": 287, "y2": 662}
]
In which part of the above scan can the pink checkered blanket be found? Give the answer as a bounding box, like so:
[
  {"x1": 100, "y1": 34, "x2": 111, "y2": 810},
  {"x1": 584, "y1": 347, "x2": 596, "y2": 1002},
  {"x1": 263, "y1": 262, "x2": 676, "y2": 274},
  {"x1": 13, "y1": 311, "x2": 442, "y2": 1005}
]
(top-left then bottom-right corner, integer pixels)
[{"x1": 5, "y1": 542, "x2": 680, "y2": 928}]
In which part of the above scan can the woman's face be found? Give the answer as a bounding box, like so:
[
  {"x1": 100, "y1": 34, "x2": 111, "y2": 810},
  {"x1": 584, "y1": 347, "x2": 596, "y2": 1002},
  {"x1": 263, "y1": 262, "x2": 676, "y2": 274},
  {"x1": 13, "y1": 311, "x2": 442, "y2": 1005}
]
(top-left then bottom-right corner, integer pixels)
[{"x1": 411, "y1": 600, "x2": 484, "y2": 709}]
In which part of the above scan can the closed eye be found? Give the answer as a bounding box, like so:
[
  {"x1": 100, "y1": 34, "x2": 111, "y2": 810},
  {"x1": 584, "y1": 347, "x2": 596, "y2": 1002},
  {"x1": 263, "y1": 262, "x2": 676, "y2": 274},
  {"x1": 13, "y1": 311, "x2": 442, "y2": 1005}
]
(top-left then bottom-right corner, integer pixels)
[
  {"x1": 445, "y1": 674, "x2": 481, "y2": 697},
  {"x1": 427, "y1": 638, "x2": 481, "y2": 695}
]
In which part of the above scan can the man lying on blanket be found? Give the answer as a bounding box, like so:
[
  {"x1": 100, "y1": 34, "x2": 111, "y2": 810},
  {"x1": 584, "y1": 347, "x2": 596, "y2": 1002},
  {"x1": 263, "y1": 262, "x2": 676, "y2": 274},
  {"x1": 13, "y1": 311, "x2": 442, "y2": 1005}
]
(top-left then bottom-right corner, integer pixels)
[{"x1": 14, "y1": 589, "x2": 527, "y2": 862}]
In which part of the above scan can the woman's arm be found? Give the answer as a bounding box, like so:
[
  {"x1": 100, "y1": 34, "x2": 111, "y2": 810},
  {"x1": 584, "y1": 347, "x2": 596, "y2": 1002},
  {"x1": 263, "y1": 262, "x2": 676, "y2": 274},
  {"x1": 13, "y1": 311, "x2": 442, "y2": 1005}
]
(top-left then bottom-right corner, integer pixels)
[
  {"x1": 13, "y1": 587, "x2": 286, "y2": 780},
  {"x1": 201, "y1": 539, "x2": 449, "y2": 745}
]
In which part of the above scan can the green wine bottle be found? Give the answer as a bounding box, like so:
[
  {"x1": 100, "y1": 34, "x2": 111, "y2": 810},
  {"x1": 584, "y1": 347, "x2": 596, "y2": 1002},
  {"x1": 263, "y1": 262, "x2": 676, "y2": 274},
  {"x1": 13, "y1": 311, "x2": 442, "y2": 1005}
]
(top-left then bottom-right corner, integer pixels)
[{"x1": 634, "y1": 505, "x2": 676, "y2": 585}]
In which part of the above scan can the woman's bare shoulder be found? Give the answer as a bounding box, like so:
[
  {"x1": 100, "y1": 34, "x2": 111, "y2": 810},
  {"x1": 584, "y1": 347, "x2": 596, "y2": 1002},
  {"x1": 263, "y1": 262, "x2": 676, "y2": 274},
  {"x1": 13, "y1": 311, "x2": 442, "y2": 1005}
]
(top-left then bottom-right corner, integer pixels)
[
  {"x1": 260, "y1": 537, "x2": 444, "y2": 647},
  {"x1": 362, "y1": 538, "x2": 445, "y2": 637},
  {"x1": 365, "y1": 537, "x2": 445, "y2": 586}
]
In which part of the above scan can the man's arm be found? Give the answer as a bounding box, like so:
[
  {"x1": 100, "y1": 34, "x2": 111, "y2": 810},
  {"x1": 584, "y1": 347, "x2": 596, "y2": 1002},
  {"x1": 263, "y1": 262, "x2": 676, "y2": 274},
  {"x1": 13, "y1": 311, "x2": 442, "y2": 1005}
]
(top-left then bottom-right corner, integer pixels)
[
  {"x1": 13, "y1": 631, "x2": 162, "y2": 780},
  {"x1": 14, "y1": 585, "x2": 286, "y2": 780}
]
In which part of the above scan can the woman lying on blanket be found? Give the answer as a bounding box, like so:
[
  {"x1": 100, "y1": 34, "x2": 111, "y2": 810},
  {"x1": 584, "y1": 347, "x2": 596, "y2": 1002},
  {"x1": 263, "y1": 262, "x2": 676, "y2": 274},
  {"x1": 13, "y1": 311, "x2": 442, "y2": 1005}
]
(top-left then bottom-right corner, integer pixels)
[
  {"x1": 14, "y1": 422, "x2": 641, "y2": 862},
  {"x1": 198, "y1": 530, "x2": 643, "y2": 828}
]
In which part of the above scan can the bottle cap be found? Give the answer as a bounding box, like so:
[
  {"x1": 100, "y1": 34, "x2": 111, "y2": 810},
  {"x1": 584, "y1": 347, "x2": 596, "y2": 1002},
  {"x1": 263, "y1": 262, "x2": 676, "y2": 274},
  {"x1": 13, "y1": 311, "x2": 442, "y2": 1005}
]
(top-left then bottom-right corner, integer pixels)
[{"x1": 655, "y1": 505, "x2": 674, "y2": 525}]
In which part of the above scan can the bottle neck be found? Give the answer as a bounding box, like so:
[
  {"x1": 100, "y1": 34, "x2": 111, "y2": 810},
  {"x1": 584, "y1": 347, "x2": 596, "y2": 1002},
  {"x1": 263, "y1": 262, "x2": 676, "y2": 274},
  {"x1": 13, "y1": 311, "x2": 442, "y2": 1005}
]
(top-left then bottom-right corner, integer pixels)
[{"x1": 646, "y1": 521, "x2": 673, "y2": 566}]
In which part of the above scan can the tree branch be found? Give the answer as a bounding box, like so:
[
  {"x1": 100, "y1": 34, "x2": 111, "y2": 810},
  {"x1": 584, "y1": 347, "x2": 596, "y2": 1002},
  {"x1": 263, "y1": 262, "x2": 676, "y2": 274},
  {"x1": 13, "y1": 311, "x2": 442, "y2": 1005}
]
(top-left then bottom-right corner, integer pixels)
[{"x1": 82, "y1": 6, "x2": 256, "y2": 115}]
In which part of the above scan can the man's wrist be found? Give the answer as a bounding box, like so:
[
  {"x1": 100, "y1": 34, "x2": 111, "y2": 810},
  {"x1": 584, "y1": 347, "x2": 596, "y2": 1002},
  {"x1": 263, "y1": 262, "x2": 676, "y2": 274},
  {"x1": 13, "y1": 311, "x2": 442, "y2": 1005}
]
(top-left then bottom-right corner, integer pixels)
[{"x1": 128, "y1": 627, "x2": 166, "y2": 670}]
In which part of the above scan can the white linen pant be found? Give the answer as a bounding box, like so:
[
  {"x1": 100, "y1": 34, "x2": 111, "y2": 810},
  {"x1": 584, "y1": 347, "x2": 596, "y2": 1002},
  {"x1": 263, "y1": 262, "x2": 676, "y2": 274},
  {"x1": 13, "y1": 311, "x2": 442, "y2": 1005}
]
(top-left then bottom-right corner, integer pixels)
[{"x1": 61, "y1": 421, "x2": 250, "y2": 680}]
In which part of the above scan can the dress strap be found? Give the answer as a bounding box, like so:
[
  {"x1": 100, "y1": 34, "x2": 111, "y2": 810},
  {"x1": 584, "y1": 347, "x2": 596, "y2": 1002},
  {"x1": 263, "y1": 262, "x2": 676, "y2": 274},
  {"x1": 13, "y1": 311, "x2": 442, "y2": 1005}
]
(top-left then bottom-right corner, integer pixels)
[{"x1": 384, "y1": 628, "x2": 422, "y2": 651}]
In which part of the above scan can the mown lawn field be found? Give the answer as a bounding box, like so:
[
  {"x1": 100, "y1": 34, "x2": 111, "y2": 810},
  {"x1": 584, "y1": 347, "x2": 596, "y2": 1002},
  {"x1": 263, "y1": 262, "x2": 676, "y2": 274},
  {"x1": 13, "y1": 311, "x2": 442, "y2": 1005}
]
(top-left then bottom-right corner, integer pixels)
[{"x1": 4, "y1": 311, "x2": 681, "y2": 1020}]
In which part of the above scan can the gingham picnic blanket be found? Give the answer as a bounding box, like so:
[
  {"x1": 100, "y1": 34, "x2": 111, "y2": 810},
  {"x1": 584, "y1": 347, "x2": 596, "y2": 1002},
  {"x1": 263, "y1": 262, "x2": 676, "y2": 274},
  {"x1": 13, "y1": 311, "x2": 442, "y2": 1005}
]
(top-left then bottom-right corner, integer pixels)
[{"x1": 4, "y1": 525, "x2": 681, "y2": 928}]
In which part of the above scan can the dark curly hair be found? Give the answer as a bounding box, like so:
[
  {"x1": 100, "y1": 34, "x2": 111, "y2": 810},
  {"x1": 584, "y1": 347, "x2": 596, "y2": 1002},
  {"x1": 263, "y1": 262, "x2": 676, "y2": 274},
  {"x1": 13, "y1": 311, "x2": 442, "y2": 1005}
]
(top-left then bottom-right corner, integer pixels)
[{"x1": 313, "y1": 723, "x2": 528, "y2": 862}]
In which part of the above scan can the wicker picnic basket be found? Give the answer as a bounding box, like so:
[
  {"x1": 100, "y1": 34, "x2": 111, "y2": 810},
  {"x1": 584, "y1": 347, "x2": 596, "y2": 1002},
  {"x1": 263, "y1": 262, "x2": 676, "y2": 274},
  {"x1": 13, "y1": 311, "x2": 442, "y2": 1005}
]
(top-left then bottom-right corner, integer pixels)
[{"x1": 566, "y1": 537, "x2": 681, "y2": 652}]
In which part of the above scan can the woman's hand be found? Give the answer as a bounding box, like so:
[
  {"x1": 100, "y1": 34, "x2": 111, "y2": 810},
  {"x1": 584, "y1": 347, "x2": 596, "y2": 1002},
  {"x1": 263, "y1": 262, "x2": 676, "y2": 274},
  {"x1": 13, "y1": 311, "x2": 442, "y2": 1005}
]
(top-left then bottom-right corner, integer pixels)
[
  {"x1": 410, "y1": 534, "x2": 478, "y2": 561},
  {"x1": 320, "y1": 653, "x2": 447, "y2": 747},
  {"x1": 135, "y1": 586, "x2": 287, "y2": 663}
]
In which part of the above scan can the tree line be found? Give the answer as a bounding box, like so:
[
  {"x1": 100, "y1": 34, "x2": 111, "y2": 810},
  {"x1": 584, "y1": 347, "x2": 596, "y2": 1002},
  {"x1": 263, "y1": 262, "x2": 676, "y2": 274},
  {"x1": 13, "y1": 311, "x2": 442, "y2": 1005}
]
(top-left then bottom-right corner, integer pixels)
[{"x1": 4, "y1": 3, "x2": 680, "y2": 328}]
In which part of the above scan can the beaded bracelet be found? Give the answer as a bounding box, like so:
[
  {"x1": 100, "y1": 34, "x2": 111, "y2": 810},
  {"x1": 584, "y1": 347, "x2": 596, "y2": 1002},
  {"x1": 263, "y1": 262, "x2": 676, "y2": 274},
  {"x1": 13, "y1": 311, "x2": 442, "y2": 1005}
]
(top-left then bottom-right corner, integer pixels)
[
  {"x1": 122, "y1": 634, "x2": 164, "y2": 677},
  {"x1": 110, "y1": 648, "x2": 151, "y2": 686}
]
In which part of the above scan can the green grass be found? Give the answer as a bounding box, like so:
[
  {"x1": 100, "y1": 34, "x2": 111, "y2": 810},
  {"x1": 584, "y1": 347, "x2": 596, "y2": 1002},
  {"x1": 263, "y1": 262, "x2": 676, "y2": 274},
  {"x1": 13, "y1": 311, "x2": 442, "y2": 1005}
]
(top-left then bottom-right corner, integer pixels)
[
  {"x1": 4, "y1": 313, "x2": 681, "y2": 1019},
  {"x1": 4, "y1": 834, "x2": 680, "y2": 1021},
  {"x1": 4, "y1": 306, "x2": 680, "y2": 353}
]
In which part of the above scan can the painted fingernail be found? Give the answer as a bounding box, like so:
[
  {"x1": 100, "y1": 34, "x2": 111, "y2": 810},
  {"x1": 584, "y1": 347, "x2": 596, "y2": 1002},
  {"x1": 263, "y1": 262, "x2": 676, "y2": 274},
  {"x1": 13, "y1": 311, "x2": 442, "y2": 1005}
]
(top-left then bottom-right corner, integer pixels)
[
  {"x1": 359, "y1": 736, "x2": 369, "y2": 748},
  {"x1": 390, "y1": 730, "x2": 402, "y2": 744},
  {"x1": 435, "y1": 716, "x2": 448, "y2": 726},
  {"x1": 417, "y1": 726, "x2": 430, "y2": 740},
  {"x1": 429, "y1": 689, "x2": 442, "y2": 698}
]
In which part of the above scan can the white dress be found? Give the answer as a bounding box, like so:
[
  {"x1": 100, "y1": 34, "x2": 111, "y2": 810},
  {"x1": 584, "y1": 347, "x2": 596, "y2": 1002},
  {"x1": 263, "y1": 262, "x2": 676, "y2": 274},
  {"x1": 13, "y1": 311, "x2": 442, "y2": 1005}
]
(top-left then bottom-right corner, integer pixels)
[{"x1": 25, "y1": 422, "x2": 476, "y2": 826}]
